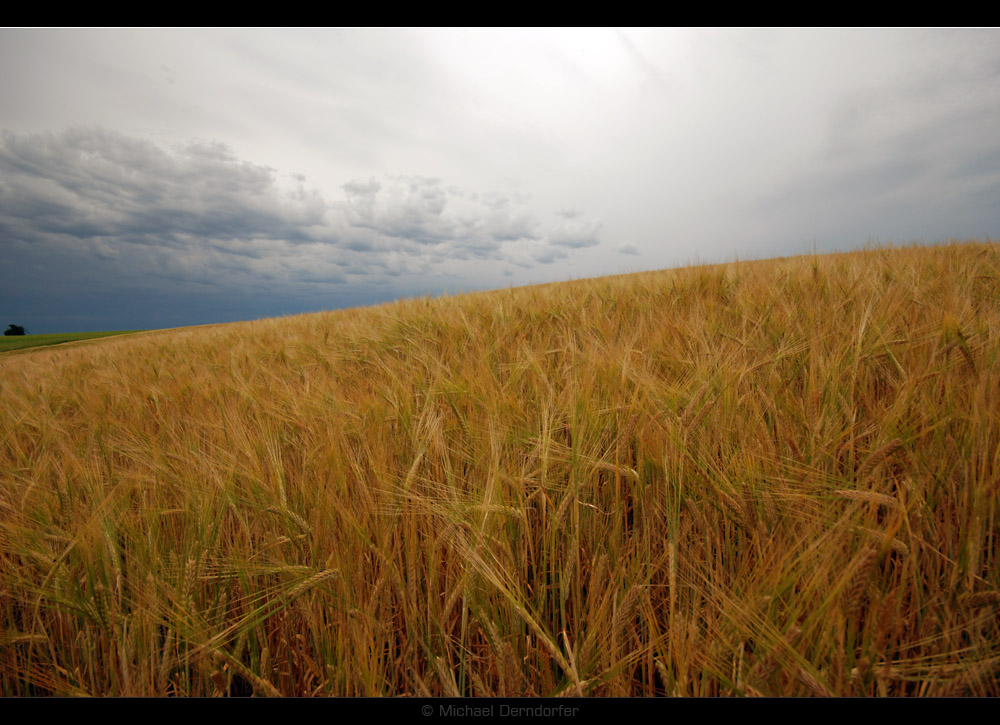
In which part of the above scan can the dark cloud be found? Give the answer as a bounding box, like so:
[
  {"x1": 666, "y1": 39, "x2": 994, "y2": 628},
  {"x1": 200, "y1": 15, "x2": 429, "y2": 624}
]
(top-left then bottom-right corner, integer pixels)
[
  {"x1": 0, "y1": 128, "x2": 602, "y2": 275},
  {"x1": 0, "y1": 128, "x2": 603, "y2": 332},
  {"x1": 0, "y1": 127, "x2": 327, "y2": 252},
  {"x1": 618, "y1": 243, "x2": 639, "y2": 255}
]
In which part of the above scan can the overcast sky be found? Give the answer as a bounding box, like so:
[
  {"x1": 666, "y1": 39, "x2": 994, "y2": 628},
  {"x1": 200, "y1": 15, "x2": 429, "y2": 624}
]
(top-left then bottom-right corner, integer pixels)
[{"x1": 1, "y1": 28, "x2": 998, "y2": 333}]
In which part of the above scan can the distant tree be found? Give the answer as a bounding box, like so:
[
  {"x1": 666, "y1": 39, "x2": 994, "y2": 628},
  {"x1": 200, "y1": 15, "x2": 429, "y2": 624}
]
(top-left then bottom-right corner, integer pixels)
[{"x1": 4, "y1": 324, "x2": 26, "y2": 336}]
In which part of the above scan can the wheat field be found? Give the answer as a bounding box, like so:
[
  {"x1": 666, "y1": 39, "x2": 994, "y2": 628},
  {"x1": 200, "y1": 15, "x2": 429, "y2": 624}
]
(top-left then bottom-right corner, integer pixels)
[{"x1": 1, "y1": 241, "x2": 998, "y2": 696}]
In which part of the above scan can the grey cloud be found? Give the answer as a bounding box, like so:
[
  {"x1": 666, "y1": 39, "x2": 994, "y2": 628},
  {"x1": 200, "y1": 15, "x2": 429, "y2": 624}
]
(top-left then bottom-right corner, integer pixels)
[
  {"x1": 0, "y1": 130, "x2": 604, "y2": 275},
  {"x1": 546, "y1": 217, "x2": 603, "y2": 248},
  {"x1": 0, "y1": 128, "x2": 328, "y2": 253},
  {"x1": 757, "y1": 92, "x2": 1000, "y2": 236},
  {"x1": 343, "y1": 177, "x2": 381, "y2": 196},
  {"x1": 343, "y1": 239, "x2": 375, "y2": 252},
  {"x1": 531, "y1": 246, "x2": 569, "y2": 265},
  {"x1": 741, "y1": 39, "x2": 1000, "y2": 253},
  {"x1": 0, "y1": 127, "x2": 358, "y2": 314},
  {"x1": 0, "y1": 126, "x2": 606, "y2": 332},
  {"x1": 335, "y1": 174, "x2": 599, "y2": 265},
  {"x1": 619, "y1": 243, "x2": 639, "y2": 255},
  {"x1": 340, "y1": 175, "x2": 451, "y2": 244}
]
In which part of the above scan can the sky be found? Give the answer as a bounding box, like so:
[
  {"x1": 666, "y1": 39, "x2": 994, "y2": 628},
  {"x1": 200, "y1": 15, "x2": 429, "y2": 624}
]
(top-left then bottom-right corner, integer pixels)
[{"x1": 1, "y1": 28, "x2": 998, "y2": 333}]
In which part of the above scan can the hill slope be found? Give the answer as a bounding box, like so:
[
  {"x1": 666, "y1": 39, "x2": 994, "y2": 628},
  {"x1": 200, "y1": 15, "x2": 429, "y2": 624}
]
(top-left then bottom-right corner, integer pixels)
[
  {"x1": 0, "y1": 330, "x2": 147, "y2": 354},
  {"x1": 2, "y1": 241, "x2": 999, "y2": 696}
]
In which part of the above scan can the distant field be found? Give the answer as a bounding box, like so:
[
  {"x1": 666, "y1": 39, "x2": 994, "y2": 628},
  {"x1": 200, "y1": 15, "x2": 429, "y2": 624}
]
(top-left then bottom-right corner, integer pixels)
[
  {"x1": 0, "y1": 330, "x2": 146, "y2": 353},
  {"x1": 1, "y1": 241, "x2": 998, "y2": 696}
]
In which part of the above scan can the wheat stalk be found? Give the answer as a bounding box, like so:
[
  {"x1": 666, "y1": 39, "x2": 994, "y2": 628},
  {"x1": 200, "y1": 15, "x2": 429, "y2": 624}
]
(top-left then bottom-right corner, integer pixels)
[
  {"x1": 833, "y1": 490, "x2": 899, "y2": 509},
  {"x1": 843, "y1": 546, "x2": 878, "y2": 618},
  {"x1": 796, "y1": 667, "x2": 834, "y2": 697},
  {"x1": 857, "y1": 439, "x2": 902, "y2": 481},
  {"x1": 959, "y1": 591, "x2": 1000, "y2": 610},
  {"x1": 286, "y1": 568, "x2": 339, "y2": 601}
]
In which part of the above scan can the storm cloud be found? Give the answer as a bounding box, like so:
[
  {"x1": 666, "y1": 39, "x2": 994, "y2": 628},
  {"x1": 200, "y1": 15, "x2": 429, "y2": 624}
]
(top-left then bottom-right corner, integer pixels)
[{"x1": 0, "y1": 127, "x2": 603, "y2": 330}]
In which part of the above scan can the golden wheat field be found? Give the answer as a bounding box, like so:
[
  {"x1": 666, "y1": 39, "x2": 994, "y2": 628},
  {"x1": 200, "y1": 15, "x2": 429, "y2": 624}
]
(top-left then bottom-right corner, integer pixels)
[{"x1": 1, "y1": 241, "x2": 998, "y2": 697}]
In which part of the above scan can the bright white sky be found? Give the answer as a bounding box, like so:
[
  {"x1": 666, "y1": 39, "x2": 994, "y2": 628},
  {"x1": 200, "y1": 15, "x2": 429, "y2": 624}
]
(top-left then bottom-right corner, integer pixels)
[{"x1": 2, "y1": 28, "x2": 998, "y2": 331}]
